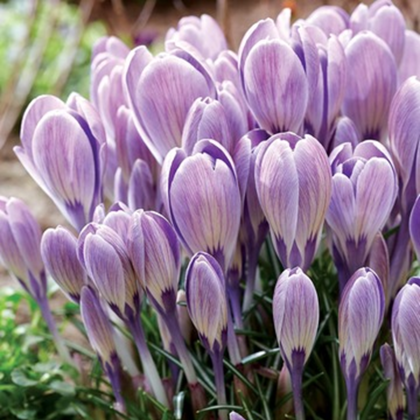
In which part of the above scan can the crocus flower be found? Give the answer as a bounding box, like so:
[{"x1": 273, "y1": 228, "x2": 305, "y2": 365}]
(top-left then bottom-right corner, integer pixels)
[
  {"x1": 124, "y1": 45, "x2": 216, "y2": 163},
  {"x1": 80, "y1": 286, "x2": 125, "y2": 412},
  {"x1": 186, "y1": 252, "x2": 228, "y2": 420},
  {"x1": 41, "y1": 226, "x2": 88, "y2": 303},
  {"x1": 255, "y1": 132, "x2": 332, "y2": 271},
  {"x1": 388, "y1": 77, "x2": 420, "y2": 296},
  {"x1": 15, "y1": 94, "x2": 106, "y2": 231},
  {"x1": 229, "y1": 413, "x2": 246, "y2": 420},
  {"x1": 350, "y1": 0, "x2": 405, "y2": 65},
  {"x1": 326, "y1": 140, "x2": 397, "y2": 290},
  {"x1": 165, "y1": 14, "x2": 227, "y2": 60},
  {"x1": 273, "y1": 267, "x2": 319, "y2": 420},
  {"x1": 306, "y1": 6, "x2": 349, "y2": 36},
  {"x1": 392, "y1": 277, "x2": 420, "y2": 420},
  {"x1": 380, "y1": 343, "x2": 405, "y2": 420},
  {"x1": 161, "y1": 139, "x2": 241, "y2": 272},
  {"x1": 0, "y1": 197, "x2": 72, "y2": 364},
  {"x1": 342, "y1": 31, "x2": 397, "y2": 142},
  {"x1": 339, "y1": 268, "x2": 385, "y2": 420},
  {"x1": 238, "y1": 18, "x2": 308, "y2": 135}
]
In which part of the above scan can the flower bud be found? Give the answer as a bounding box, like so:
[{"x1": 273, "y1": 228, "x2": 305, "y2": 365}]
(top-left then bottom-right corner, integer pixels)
[
  {"x1": 380, "y1": 343, "x2": 405, "y2": 420},
  {"x1": 339, "y1": 268, "x2": 384, "y2": 382},
  {"x1": 185, "y1": 252, "x2": 228, "y2": 353},
  {"x1": 0, "y1": 197, "x2": 46, "y2": 301},
  {"x1": 273, "y1": 268, "x2": 319, "y2": 369},
  {"x1": 129, "y1": 209, "x2": 181, "y2": 315},
  {"x1": 255, "y1": 133, "x2": 331, "y2": 270},
  {"x1": 161, "y1": 140, "x2": 241, "y2": 271},
  {"x1": 41, "y1": 226, "x2": 88, "y2": 303}
]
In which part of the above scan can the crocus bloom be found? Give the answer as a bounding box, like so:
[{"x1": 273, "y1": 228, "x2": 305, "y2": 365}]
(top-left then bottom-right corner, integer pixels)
[
  {"x1": 161, "y1": 139, "x2": 241, "y2": 272},
  {"x1": 306, "y1": 6, "x2": 349, "y2": 36},
  {"x1": 342, "y1": 31, "x2": 397, "y2": 141},
  {"x1": 165, "y1": 14, "x2": 227, "y2": 60},
  {"x1": 80, "y1": 286, "x2": 125, "y2": 412},
  {"x1": 238, "y1": 18, "x2": 308, "y2": 134},
  {"x1": 392, "y1": 277, "x2": 420, "y2": 420},
  {"x1": 380, "y1": 343, "x2": 405, "y2": 420},
  {"x1": 339, "y1": 268, "x2": 385, "y2": 420},
  {"x1": 124, "y1": 45, "x2": 216, "y2": 163},
  {"x1": 255, "y1": 132, "x2": 332, "y2": 271},
  {"x1": 186, "y1": 252, "x2": 228, "y2": 420},
  {"x1": 273, "y1": 267, "x2": 319, "y2": 420},
  {"x1": 41, "y1": 226, "x2": 88, "y2": 303},
  {"x1": 229, "y1": 413, "x2": 246, "y2": 420},
  {"x1": 326, "y1": 140, "x2": 397, "y2": 290},
  {"x1": 15, "y1": 94, "x2": 106, "y2": 231}
]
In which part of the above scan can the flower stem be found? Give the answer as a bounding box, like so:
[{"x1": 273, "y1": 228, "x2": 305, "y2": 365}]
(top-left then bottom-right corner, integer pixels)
[
  {"x1": 211, "y1": 351, "x2": 227, "y2": 420},
  {"x1": 242, "y1": 250, "x2": 258, "y2": 312},
  {"x1": 290, "y1": 365, "x2": 305, "y2": 420},
  {"x1": 346, "y1": 375, "x2": 359, "y2": 420},
  {"x1": 38, "y1": 295, "x2": 73, "y2": 366},
  {"x1": 406, "y1": 385, "x2": 418, "y2": 420},
  {"x1": 104, "y1": 355, "x2": 126, "y2": 413},
  {"x1": 126, "y1": 315, "x2": 169, "y2": 407}
]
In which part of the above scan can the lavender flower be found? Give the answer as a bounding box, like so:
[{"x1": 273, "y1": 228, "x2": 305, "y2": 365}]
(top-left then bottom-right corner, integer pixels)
[
  {"x1": 392, "y1": 277, "x2": 420, "y2": 420},
  {"x1": 339, "y1": 268, "x2": 385, "y2": 420},
  {"x1": 255, "y1": 132, "x2": 331, "y2": 271},
  {"x1": 273, "y1": 267, "x2": 319, "y2": 420}
]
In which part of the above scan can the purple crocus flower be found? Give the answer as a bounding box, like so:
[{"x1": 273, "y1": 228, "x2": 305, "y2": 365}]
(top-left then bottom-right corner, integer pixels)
[
  {"x1": 339, "y1": 268, "x2": 385, "y2": 420},
  {"x1": 41, "y1": 226, "x2": 88, "y2": 304},
  {"x1": 165, "y1": 14, "x2": 227, "y2": 60},
  {"x1": 342, "y1": 31, "x2": 397, "y2": 142},
  {"x1": 273, "y1": 268, "x2": 319, "y2": 420},
  {"x1": 0, "y1": 197, "x2": 72, "y2": 364},
  {"x1": 350, "y1": 0, "x2": 405, "y2": 65},
  {"x1": 124, "y1": 45, "x2": 216, "y2": 163},
  {"x1": 15, "y1": 94, "x2": 106, "y2": 231},
  {"x1": 161, "y1": 139, "x2": 241, "y2": 272},
  {"x1": 255, "y1": 132, "x2": 332, "y2": 271},
  {"x1": 392, "y1": 277, "x2": 420, "y2": 420},
  {"x1": 80, "y1": 286, "x2": 125, "y2": 412},
  {"x1": 388, "y1": 77, "x2": 420, "y2": 296},
  {"x1": 306, "y1": 6, "x2": 349, "y2": 36},
  {"x1": 229, "y1": 412, "x2": 246, "y2": 420},
  {"x1": 186, "y1": 252, "x2": 228, "y2": 420},
  {"x1": 238, "y1": 18, "x2": 308, "y2": 135},
  {"x1": 326, "y1": 140, "x2": 397, "y2": 291},
  {"x1": 380, "y1": 343, "x2": 405, "y2": 420}
]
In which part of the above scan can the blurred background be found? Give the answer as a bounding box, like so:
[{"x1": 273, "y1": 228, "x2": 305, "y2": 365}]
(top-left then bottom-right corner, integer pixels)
[{"x1": 0, "y1": 0, "x2": 419, "y2": 230}]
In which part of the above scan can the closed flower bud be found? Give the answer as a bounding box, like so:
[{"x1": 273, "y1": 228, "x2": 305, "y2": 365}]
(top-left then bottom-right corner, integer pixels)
[
  {"x1": 165, "y1": 14, "x2": 227, "y2": 60},
  {"x1": 15, "y1": 94, "x2": 106, "y2": 231},
  {"x1": 392, "y1": 277, "x2": 420, "y2": 417},
  {"x1": 185, "y1": 252, "x2": 228, "y2": 353},
  {"x1": 255, "y1": 133, "x2": 331, "y2": 271},
  {"x1": 0, "y1": 197, "x2": 46, "y2": 301},
  {"x1": 78, "y1": 223, "x2": 140, "y2": 320},
  {"x1": 41, "y1": 226, "x2": 88, "y2": 303},
  {"x1": 342, "y1": 31, "x2": 397, "y2": 141},
  {"x1": 380, "y1": 343, "x2": 405, "y2": 420},
  {"x1": 129, "y1": 209, "x2": 181, "y2": 315},
  {"x1": 273, "y1": 268, "x2": 319, "y2": 369},
  {"x1": 124, "y1": 46, "x2": 216, "y2": 163},
  {"x1": 339, "y1": 268, "x2": 384, "y2": 408},
  {"x1": 161, "y1": 140, "x2": 241, "y2": 271}
]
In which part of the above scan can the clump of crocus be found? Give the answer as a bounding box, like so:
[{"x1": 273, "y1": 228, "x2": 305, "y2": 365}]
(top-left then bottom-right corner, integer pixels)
[
  {"x1": 80, "y1": 286, "x2": 125, "y2": 412},
  {"x1": 78, "y1": 218, "x2": 168, "y2": 407},
  {"x1": 0, "y1": 197, "x2": 72, "y2": 365},
  {"x1": 391, "y1": 277, "x2": 420, "y2": 420},
  {"x1": 41, "y1": 226, "x2": 88, "y2": 304},
  {"x1": 273, "y1": 267, "x2": 319, "y2": 420},
  {"x1": 186, "y1": 252, "x2": 228, "y2": 420},
  {"x1": 339, "y1": 267, "x2": 385, "y2": 420},
  {"x1": 15, "y1": 94, "x2": 106, "y2": 232},
  {"x1": 380, "y1": 343, "x2": 405, "y2": 420},
  {"x1": 255, "y1": 132, "x2": 332, "y2": 271},
  {"x1": 327, "y1": 140, "x2": 397, "y2": 291}
]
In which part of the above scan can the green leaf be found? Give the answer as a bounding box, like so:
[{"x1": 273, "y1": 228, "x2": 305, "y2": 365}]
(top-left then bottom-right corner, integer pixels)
[
  {"x1": 49, "y1": 380, "x2": 76, "y2": 396},
  {"x1": 11, "y1": 369, "x2": 38, "y2": 387}
]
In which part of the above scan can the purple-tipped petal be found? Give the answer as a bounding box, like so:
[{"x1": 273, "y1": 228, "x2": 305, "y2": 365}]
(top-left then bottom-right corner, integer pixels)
[
  {"x1": 342, "y1": 32, "x2": 397, "y2": 141},
  {"x1": 127, "y1": 159, "x2": 155, "y2": 212},
  {"x1": 399, "y1": 30, "x2": 420, "y2": 82},
  {"x1": 185, "y1": 252, "x2": 228, "y2": 352},
  {"x1": 273, "y1": 268, "x2": 319, "y2": 367},
  {"x1": 306, "y1": 6, "x2": 349, "y2": 36},
  {"x1": 41, "y1": 226, "x2": 88, "y2": 303},
  {"x1": 332, "y1": 117, "x2": 361, "y2": 148}
]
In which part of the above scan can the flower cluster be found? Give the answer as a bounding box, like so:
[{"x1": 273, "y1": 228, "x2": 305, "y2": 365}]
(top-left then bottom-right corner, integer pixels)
[{"x1": 2, "y1": 1, "x2": 420, "y2": 419}]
